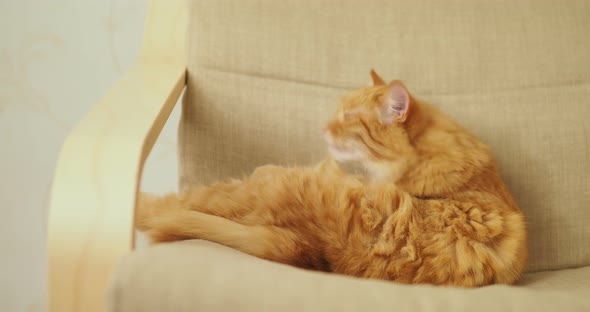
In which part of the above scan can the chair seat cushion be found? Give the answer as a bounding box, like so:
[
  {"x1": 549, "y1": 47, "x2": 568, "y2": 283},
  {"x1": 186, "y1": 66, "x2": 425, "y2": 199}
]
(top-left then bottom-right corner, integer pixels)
[{"x1": 107, "y1": 240, "x2": 590, "y2": 312}]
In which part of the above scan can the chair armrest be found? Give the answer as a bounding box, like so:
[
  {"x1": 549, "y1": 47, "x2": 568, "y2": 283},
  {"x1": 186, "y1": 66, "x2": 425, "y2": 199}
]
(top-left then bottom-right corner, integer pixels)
[
  {"x1": 47, "y1": 60, "x2": 185, "y2": 312},
  {"x1": 48, "y1": 1, "x2": 187, "y2": 310}
]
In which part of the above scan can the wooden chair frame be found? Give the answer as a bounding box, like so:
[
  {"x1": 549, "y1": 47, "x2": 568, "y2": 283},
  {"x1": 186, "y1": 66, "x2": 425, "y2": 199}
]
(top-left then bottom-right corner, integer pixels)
[{"x1": 47, "y1": 1, "x2": 187, "y2": 311}]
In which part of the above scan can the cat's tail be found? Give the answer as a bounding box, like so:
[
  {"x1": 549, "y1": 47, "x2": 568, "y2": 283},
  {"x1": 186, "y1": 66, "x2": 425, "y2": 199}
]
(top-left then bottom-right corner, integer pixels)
[
  {"x1": 138, "y1": 207, "x2": 300, "y2": 265},
  {"x1": 135, "y1": 192, "x2": 182, "y2": 232}
]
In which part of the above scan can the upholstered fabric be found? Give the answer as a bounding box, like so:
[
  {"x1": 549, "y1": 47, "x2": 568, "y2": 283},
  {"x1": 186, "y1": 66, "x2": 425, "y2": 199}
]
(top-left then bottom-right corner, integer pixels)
[
  {"x1": 179, "y1": 0, "x2": 590, "y2": 273},
  {"x1": 107, "y1": 240, "x2": 590, "y2": 312}
]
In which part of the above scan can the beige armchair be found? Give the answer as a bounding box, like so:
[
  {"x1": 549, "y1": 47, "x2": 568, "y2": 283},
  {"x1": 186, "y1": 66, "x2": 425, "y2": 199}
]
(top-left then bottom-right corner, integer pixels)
[{"x1": 48, "y1": 1, "x2": 590, "y2": 311}]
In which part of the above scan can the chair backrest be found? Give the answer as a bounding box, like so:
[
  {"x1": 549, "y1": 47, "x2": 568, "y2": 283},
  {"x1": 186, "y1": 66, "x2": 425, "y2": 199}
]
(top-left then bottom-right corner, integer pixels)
[{"x1": 179, "y1": 0, "x2": 590, "y2": 272}]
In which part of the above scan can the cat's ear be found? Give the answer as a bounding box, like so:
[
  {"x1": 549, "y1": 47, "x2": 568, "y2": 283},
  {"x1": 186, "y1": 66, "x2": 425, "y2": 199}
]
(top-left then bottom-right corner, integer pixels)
[
  {"x1": 380, "y1": 80, "x2": 411, "y2": 124},
  {"x1": 370, "y1": 69, "x2": 385, "y2": 86}
]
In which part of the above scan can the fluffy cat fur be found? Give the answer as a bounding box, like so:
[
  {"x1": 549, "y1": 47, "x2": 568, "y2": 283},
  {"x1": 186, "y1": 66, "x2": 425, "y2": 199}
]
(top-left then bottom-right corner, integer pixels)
[{"x1": 136, "y1": 70, "x2": 528, "y2": 287}]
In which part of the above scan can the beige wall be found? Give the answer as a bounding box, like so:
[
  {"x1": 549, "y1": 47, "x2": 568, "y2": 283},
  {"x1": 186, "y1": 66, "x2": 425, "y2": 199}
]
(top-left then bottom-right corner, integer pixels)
[{"x1": 0, "y1": 1, "x2": 179, "y2": 311}]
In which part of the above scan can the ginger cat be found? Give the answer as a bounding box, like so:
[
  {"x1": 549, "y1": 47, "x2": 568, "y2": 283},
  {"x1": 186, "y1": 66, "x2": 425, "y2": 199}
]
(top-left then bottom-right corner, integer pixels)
[{"x1": 136, "y1": 70, "x2": 528, "y2": 287}]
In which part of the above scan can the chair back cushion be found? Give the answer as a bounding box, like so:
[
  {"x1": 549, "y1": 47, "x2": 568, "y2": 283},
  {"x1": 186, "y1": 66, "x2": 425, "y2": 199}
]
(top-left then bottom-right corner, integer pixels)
[{"x1": 180, "y1": 0, "x2": 590, "y2": 272}]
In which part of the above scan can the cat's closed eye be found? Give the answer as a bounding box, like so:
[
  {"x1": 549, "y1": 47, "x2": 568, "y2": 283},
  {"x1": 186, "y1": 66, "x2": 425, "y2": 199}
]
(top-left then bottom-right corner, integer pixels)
[
  {"x1": 344, "y1": 111, "x2": 357, "y2": 119},
  {"x1": 341, "y1": 107, "x2": 365, "y2": 121}
]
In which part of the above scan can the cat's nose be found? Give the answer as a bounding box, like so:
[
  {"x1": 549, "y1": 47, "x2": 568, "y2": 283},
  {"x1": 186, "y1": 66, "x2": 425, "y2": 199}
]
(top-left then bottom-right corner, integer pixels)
[{"x1": 323, "y1": 129, "x2": 333, "y2": 143}]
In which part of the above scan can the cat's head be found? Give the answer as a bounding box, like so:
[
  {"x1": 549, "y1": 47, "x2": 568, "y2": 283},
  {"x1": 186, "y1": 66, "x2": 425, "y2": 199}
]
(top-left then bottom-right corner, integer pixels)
[{"x1": 323, "y1": 70, "x2": 420, "y2": 181}]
